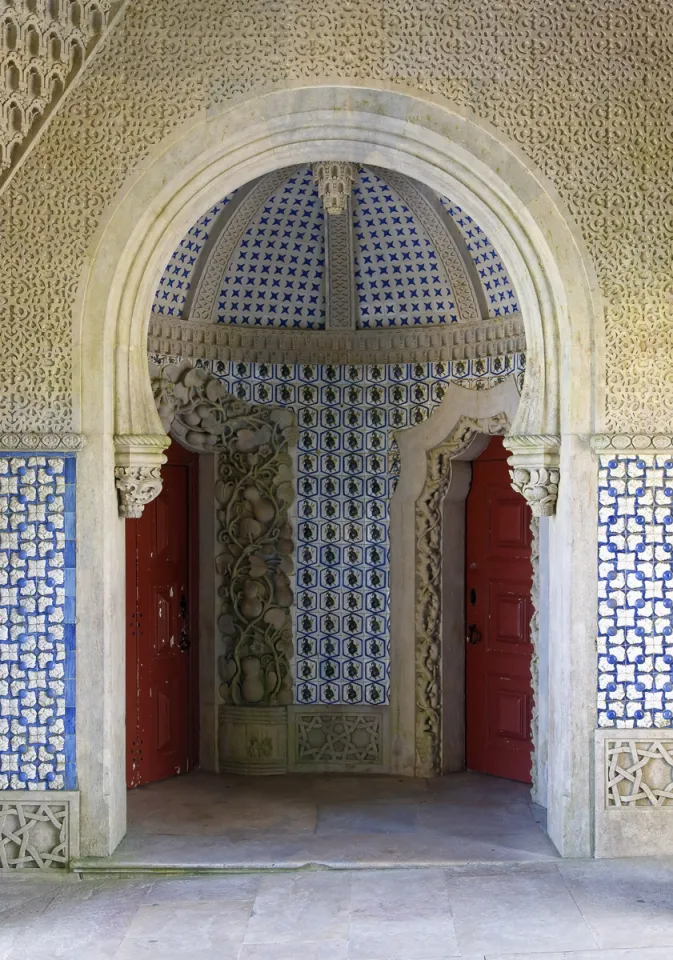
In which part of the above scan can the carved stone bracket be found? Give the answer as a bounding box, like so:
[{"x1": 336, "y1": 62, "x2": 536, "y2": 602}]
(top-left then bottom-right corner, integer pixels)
[
  {"x1": 504, "y1": 435, "x2": 561, "y2": 517},
  {"x1": 113, "y1": 433, "x2": 170, "y2": 519}
]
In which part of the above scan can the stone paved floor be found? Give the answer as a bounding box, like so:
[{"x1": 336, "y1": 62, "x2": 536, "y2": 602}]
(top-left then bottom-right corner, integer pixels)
[
  {"x1": 79, "y1": 771, "x2": 559, "y2": 870},
  {"x1": 4, "y1": 774, "x2": 672, "y2": 958},
  {"x1": 2, "y1": 861, "x2": 673, "y2": 959}
]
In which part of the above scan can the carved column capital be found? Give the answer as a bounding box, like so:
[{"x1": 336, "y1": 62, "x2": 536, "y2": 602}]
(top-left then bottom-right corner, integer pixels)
[
  {"x1": 503, "y1": 434, "x2": 561, "y2": 517},
  {"x1": 113, "y1": 434, "x2": 170, "y2": 519}
]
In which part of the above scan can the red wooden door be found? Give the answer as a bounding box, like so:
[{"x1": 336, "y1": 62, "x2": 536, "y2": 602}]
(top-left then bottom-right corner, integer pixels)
[
  {"x1": 465, "y1": 436, "x2": 533, "y2": 783},
  {"x1": 126, "y1": 442, "x2": 199, "y2": 788}
]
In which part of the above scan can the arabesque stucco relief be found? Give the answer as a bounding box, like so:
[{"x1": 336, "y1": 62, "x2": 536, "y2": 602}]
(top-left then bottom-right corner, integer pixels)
[{"x1": 0, "y1": 0, "x2": 671, "y2": 435}]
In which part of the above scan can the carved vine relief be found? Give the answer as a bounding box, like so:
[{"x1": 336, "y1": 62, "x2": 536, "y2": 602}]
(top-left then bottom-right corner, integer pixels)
[{"x1": 150, "y1": 360, "x2": 296, "y2": 708}]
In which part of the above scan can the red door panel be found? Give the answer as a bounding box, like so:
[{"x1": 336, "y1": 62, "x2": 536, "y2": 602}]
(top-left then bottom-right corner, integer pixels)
[
  {"x1": 126, "y1": 442, "x2": 199, "y2": 788},
  {"x1": 465, "y1": 436, "x2": 533, "y2": 783}
]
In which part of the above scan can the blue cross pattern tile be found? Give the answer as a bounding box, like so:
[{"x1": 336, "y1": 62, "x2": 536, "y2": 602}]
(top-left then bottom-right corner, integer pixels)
[
  {"x1": 206, "y1": 356, "x2": 523, "y2": 706},
  {"x1": 217, "y1": 168, "x2": 326, "y2": 329},
  {"x1": 0, "y1": 455, "x2": 76, "y2": 790},
  {"x1": 353, "y1": 168, "x2": 458, "y2": 328},
  {"x1": 152, "y1": 194, "x2": 236, "y2": 318},
  {"x1": 438, "y1": 198, "x2": 519, "y2": 319},
  {"x1": 598, "y1": 455, "x2": 673, "y2": 728}
]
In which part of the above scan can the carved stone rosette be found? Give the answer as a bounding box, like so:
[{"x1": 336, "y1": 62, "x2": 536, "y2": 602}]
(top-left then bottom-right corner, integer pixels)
[
  {"x1": 503, "y1": 435, "x2": 561, "y2": 517},
  {"x1": 113, "y1": 434, "x2": 170, "y2": 519}
]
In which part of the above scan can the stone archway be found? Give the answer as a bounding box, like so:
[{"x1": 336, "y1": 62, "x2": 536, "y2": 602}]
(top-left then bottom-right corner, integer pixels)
[{"x1": 74, "y1": 83, "x2": 601, "y2": 858}]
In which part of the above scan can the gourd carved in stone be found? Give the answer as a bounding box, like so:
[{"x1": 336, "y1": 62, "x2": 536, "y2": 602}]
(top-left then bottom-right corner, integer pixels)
[
  {"x1": 150, "y1": 360, "x2": 296, "y2": 707},
  {"x1": 214, "y1": 408, "x2": 296, "y2": 707}
]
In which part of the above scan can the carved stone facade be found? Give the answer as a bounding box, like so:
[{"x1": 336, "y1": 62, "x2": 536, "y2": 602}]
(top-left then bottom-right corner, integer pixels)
[
  {"x1": 150, "y1": 360, "x2": 296, "y2": 709},
  {"x1": 414, "y1": 414, "x2": 510, "y2": 775},
  {"x1": 214, "y1": 433, "x2": 295, "y2": 709},
  {"x1": 2, "y1": 0, "x2": 671, "y2": 435}
]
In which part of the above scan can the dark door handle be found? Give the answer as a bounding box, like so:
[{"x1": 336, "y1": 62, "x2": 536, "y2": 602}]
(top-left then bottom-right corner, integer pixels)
[
  {"x1": 179, "y1": 593, "x2": 187, "y2": 619},
  {"x1": 466, "y1": 623, "x2": 482, "y2": 645},
  {"x1": 178, "y1": 628, "x2": 191, "y2": 652}
]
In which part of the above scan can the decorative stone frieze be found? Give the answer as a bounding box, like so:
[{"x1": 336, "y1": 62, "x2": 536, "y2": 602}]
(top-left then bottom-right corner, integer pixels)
[
  {"x1": 148, "y1": 313, "x2": 526, "y2": 367},
  {"x1": 113, "y1": 433, "x2": 169, "y2": 518},
  {"x1": 312, "y1": 161, "x2": 357, "y2": 215},
  {"x1": 504, "y1": 435, "x2": 561, "y2": 517},
  {"x1": 415, "y1": 413, "x2": 510, "y2": 775},
  {"x1": 591, "y1": 434, "x2": 673, "y2": 455},
  {"x1": 0, "y1": 792, "x2": 79, "y2": 870},
  {"x1": 0, "y1": 432, "x2": 84, "y2": 451}
]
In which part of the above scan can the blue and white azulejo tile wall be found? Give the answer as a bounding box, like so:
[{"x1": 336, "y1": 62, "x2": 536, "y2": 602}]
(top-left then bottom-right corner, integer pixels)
[
  {"x1": 0, "y1": 455, "x2": 76, "y2": 790},
  {"x1": 203, "y1": 355, "x2": 524, "y2": 706},
  {"x1": 598, "y1": 454, "x2": 673, "y2": 728}
]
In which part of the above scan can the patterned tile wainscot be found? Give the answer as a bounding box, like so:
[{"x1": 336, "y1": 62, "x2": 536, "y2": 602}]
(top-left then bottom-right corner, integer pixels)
[
  {"x1": 0, "y1": 455, "x2": 76, "y2": 790},
  {"x1": 597, "y1": 453, "x2": 673, "y2": 728}
]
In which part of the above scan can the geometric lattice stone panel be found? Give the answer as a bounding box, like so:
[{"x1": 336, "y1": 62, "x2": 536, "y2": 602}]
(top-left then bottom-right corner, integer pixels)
[
  {"x1": 0, "y1": 794, "x2": 78, "y2": 869},
  {"x1": 0, "y1": 455, "x2": 76, "y2": 790},
  {"x1": 606, "y1": 738, "x2": 673, "y2": 807},
  {"x1": 288, "y1": 706, "x2": 387, "y2": 771}
]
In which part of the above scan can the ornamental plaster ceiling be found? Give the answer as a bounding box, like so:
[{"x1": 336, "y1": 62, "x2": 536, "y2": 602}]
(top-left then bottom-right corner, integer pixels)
[{"x1": 151, "y1": 163, "x2": 520, "y2": 334}]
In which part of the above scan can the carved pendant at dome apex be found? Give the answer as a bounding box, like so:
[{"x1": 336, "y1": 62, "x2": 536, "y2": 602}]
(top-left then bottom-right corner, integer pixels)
[{"x1": 312, "y1": 160, "x2": 358, "y2": 216}]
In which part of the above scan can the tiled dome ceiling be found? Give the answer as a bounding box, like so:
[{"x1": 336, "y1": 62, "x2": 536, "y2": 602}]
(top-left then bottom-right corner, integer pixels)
[{"x1": 152, "y1": 164, "x2": 519, "y2": 329}]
